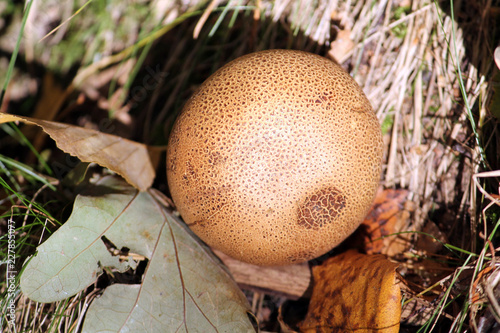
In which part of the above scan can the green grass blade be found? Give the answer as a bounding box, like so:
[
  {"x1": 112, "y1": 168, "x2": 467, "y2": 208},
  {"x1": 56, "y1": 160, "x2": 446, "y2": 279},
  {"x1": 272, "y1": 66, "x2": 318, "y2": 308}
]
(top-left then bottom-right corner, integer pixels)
[{"x1": 0, "y1": 0, "x2": 34, "y2": 106}]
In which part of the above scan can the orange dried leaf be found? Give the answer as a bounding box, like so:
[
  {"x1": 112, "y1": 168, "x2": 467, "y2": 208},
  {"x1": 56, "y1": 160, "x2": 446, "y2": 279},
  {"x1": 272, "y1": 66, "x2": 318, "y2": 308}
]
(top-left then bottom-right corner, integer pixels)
[
  {"x1": 299, "y1": 250, "x2": 401, "y2": 333},
  {"x1": 0, "y1": 113, "x2": 155, "y2": 191},
  {"x1": 355, "y1": 188, "x2": 412, "y2": 255}
]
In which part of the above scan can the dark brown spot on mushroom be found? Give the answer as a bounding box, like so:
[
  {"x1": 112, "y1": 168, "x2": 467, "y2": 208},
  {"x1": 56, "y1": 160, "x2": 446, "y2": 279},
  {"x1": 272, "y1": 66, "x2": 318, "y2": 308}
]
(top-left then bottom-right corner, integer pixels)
[
  {"x1": 186, "y1": 161, "x2": 197, "y2": 177},
  {"x1": 297, "y1": 187, "x2": 346, "y2": 230},
  {"x1": 168, "y1": 154, "x2": 177, "y2": 172},
  {"x1": 207, "y1": 151, "x2": 226, "y2": 166}
]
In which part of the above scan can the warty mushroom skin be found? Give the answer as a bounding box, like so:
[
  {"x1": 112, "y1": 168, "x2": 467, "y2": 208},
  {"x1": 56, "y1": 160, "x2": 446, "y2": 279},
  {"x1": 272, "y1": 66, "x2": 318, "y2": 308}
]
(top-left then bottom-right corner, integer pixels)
[{"x1": 167, "y1": 49, "x2": 383, "y2": 266}]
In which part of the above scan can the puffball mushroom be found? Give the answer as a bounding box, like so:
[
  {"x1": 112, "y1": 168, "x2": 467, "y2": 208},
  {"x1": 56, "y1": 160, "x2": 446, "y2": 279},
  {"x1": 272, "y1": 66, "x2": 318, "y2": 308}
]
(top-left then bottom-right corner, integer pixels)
[{"x1": 167, "y1": 49, "x2": 383, "y2": 266}]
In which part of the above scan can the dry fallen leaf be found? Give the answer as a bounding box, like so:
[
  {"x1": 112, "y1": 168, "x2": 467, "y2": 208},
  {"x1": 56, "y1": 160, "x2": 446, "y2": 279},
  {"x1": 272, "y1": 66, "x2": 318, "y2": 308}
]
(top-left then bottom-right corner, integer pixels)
[
  {"x1": 20, "y1": 176, "x2": 255, "y2": 331},
  {"x1": 0, "y1": 112, "x2": 155, "y2": 191},
  {"x1": 328, "y1": 28, "x2": 355, "y2": 64},
  {"x1": 355, "y1": 188, "x2": 412, "y2": 256},
  {"x1": 20, "y1": 73, "x2": 69, "y2": 156},
  {"x1": 298, "y1": 250, "x2": 401, "y2": 333}
]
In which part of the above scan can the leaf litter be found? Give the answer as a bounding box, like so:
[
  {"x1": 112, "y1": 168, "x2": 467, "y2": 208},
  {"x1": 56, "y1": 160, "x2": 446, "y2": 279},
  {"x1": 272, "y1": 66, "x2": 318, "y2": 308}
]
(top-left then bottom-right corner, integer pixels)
[
  {"x1": 20, "y1": 176, "x2": 255, "y2": 332},
  {"x1": 298, "y1": 250, "x2": 401, "y2": 333},
  {"x1": 0, "y1": 113, "x2": 156, "y2": 191}
]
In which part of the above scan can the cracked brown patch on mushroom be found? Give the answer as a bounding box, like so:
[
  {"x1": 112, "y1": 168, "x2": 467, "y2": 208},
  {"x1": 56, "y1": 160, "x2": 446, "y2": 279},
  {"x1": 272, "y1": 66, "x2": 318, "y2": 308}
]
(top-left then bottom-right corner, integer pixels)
[{"x1": 297, "y1": 187, "x2": 346, "y2": 230}]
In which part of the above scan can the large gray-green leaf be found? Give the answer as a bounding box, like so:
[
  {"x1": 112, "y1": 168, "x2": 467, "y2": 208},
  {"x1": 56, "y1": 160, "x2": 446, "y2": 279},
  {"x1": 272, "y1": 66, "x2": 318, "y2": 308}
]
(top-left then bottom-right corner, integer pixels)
[{"x1": 20, "y1": 176, "x2": 254, "y2": 332}]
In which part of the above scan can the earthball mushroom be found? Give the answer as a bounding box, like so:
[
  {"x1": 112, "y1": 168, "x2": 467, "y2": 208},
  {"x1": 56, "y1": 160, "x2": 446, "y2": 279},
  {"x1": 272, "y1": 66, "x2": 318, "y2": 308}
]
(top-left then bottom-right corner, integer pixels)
[{"x1": 167, "y1": 49, "x2": 383, "y2": 266}]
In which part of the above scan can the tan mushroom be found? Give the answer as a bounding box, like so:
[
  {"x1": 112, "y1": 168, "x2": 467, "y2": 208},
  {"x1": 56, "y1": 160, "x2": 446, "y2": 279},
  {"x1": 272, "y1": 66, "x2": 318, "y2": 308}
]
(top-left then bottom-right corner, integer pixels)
[{"x1": 167, "y1": 49, "x2": 383, "y2": 265}]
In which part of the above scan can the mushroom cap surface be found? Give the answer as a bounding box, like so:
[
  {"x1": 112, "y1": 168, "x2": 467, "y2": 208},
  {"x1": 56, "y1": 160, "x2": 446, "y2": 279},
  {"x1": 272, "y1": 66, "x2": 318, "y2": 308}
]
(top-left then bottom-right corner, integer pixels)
[{"x1": 167, "y1": 49, "x2": 383, "y2": 265}]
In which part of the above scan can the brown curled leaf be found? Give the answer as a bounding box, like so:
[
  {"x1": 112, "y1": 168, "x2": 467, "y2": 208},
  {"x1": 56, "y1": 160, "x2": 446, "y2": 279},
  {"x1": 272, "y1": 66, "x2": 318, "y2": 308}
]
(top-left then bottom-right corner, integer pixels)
[
  {"x1": 0, "y1": 112, "x2": 155, "y2": 191},
  {"x1": 355, "y1": 188, "x2": 412, "y2": 255}
]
